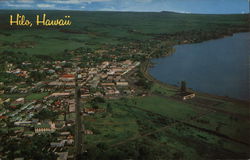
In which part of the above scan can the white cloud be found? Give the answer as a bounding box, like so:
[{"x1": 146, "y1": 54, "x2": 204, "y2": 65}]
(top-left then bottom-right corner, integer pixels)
[
  {"x1": 44, "y1": 0, "x2": 111, "y2": 4},
  {"x1": 37, "y1": 3, "x2": 55, "y2": 8},
  {"x1": 176, "y1": 10, "x2": 191, "y2": 14},
  {"x1": 135, "y1": 0, "x2": 152, "y2": 2},
  {"x1": 98, "y1": 6, "x2": 115, "y2": 11},
  {"x1": 6, "y1": 2, "x2": 32, "y2": 8},
  {"x1": 16, "y1": 0, "x2": 34, "y2": 3}
]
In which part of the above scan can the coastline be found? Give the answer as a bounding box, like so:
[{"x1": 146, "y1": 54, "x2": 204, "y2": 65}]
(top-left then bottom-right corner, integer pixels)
[
  {"x1": 142, "y1": 60, "x2": 249, "y2": 105},
  {"x1": 141, "y1": 32, "x2": 250, "y2": 105}
]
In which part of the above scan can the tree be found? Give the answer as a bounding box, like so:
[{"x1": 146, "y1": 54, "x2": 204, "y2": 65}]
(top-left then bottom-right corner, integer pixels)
[
  {"x1": 180, "y1": 81, "x2": 186, "y2": 93},
  {"x1": 33, "y1": 109, "x2": 58, "y2": 121},
  {"x1": 92, "y1": 96, "x2": 105, "y2": 103},
  {"x1": 135, "y1": 79, "x2": 152, "y2": 90},
  {"x1": 30, "y1": 71, "x2": 46, "y2": 81},
  {"x1": 107, "y1": 103, "x2": 112, "y2": 113},
  {"x1": 92, "y1": 104, "x2": 99, "y2": 109}
]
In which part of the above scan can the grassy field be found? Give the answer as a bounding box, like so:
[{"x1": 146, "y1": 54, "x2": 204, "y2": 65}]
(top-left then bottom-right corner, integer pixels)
[
  {"x1": 82, "y1": 94, "x2": 250, "y2": 159},
  {"x1": 0, "y1": 10, "x2": 249, "y2": 55},
  {"x1": 25, "y1": 92, "x2": 49, "y2": 100}
]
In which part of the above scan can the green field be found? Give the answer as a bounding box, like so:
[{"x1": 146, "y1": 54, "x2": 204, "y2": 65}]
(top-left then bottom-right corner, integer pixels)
[
  {"x1": 82, "y1": 94, "x2": 250, "y2": 159},
  {"x1": 0, "y1": 10, "x2": 249, "y2": 56}
]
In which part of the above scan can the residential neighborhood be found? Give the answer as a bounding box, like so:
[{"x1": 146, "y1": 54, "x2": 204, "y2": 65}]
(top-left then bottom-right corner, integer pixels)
[{"x1": 0, "y1": 52, "x2": 141, "y2": 159}]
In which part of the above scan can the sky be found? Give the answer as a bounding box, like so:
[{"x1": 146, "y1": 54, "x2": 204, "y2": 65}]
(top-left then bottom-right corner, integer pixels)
[{"x1": 0, "y1": 0, "x2": 249, "y2": 14}]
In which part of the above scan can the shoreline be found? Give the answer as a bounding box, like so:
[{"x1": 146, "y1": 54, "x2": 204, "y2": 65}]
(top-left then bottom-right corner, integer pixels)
[
  {"x1": 142, "y1": 61, "x2": 249, "y2": 105},
  {"x1": 141, "y1": 32, "x2": 250, "y2": 105}
]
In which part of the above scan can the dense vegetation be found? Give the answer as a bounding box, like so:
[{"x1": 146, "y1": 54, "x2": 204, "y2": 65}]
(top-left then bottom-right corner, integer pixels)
[{"x1": 0, "y1": 10, "x2": 249, "y2": 56}]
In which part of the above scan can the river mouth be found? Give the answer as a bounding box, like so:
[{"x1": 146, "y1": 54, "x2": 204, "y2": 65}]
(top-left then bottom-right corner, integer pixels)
[{"x1": 149, "y1": 32, "x2": 250, "y2": 101}]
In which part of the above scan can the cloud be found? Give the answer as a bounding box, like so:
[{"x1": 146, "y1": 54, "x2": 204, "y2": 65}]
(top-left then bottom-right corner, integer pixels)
[
  {"x1": 37, "y1": 3, "x2": 55, "y2": 8},
  {"x1": 16, "y1": 0, "x2": 34, "y2": 3},
  {"x1": 135, "y1": 0, "x2": 152, "y2": 2},
  {"x1": 5, "y1": 2, "x2": 32, "y2": 8},
  {"x1": 0, "y1": 0, "x2": 248, "y2": 14},
  {"x1": 44, "y1": 0, "x2": 111, "y2": 4},
  {"x1": 98, "y1": 6, "x2": 115, "y2": 11}
]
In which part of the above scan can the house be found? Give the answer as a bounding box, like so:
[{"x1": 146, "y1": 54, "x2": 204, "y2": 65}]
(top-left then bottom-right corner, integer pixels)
[
  {"x1": 77, "y1": 74, "x2": 82, "y2": 79},
  {"x1": 107, "y1": 70, "x2": 115, "y2": 75},
  {"x1": 114, "y1": 76, "x2": 121, "y2": 82},
  {"x1": 47, "y1": 69, "x2": 55, "y2": 74},
  {"x1": 84, "y1": 130, "x2": 93, "y2": 135},
  {"x1": 84, "y1": 108, "x2": 95, "y2": 114},
  {"x1": 14, "y1": 121, "x2": 32, "y2": 126},
  {"x1": 123, "y1": 60, "x2": 133, "y2": 65},
  {"x1": 50, "y1": 140, "x2": 66, "y2": 147},
  {"x1": 101, "y1": 74, "x2": 108, "y2": 79},
  {"x1": 66, "y1": 138, "x2": 74, "y2": 145},
  {"x1": 6, "y1": 63, "x2": 14, "y2": 71},
  {"x1": 94, "y1": 92, "x2": 103, "y2": 97},
  {"x1": 0, "y1": 116, "x2": 8, "y2": 120},
  {"x1": 102, "y1": 61, "x2": 110, "y2": 66},
  {"x1": 10, "y1": 86, "x2": 18, "y2": 93},
  {"x1": 14, "y1": 158, "x2": 24, "y2": 160},
  {"x1": 101, "y1": 83, "x2": 115, "y2": 86},
  {"x1": 18, "y1": 88, "x2": 28, "y2": 94},
  {"x1": 60, "y1": 74, "x2": 75, "y2": 82},
  {"x1": 34, "y1": 123, "x2": 52, "y2": 133},
  {"x1": 81, "y1": 94, "x2": 91, "y2": 98},
  {"x1": 181, "y1": 92, "x2": 195, "y2": 100},
  {"x1": 68, "y1": 100, "x2": 75, "y2": 113},
  {"x1": 105, "y1": 88, "x2": 120, "y2": 95},
  {"x1": 48, "y1": 81, "x2": 63, "y2": 86},
  {"x1": 116, "y1": 82, "x2": 129, "y2": 86},
  {"x1": 107, "y1": 76, "x2": 114, "y2": 81},
  {"x1": 14, "y1": 98, "x2": 25, "y2": 105},
  {"x1": 50, "y1": 92, "x2": 71, "y2": 97},
  {"x1": 4, "y1": 98, "x2": 10, "y2": 103}
]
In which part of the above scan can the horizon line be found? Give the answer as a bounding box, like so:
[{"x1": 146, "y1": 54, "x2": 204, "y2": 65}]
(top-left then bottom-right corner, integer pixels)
[{"x1": 0, "y1": 9, "x2": 249, "y2": 15}]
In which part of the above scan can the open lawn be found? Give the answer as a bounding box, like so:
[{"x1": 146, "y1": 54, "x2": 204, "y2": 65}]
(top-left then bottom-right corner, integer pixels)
[
  {"x1": 25, "y1": 92, "x2": 49, "y2": 100},
  {"x1": 126, "y1": 96, "x2": 207, "y2": 120},
  {"x1": 82, "y1": 94, "x2": 250, "y2": 159}
]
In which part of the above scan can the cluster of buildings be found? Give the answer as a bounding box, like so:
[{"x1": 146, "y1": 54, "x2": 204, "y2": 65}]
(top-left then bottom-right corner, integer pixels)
[
  {"x1": 45, "y1": 59, "x2": 140, "y2": 99},
  {"x1": 0, "y1": 54, "x2": 140, "y2": 159}
]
